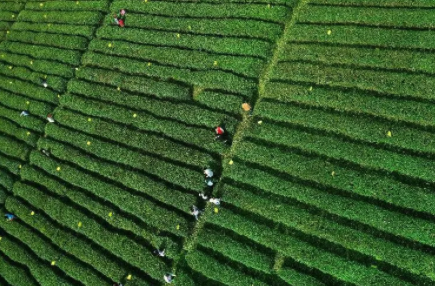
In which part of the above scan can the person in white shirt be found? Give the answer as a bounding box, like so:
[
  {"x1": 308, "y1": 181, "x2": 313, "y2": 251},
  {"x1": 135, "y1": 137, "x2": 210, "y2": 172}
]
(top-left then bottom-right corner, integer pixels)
[
  {"x1": 203, "y1": 168, "x2": 213, "y2": 178},
  {"x1": 164, "y1": 273, "x2": 175, "y2": 283},
  {"x1": 209, "y1": 198, "x2": 220, "y2": 205}
]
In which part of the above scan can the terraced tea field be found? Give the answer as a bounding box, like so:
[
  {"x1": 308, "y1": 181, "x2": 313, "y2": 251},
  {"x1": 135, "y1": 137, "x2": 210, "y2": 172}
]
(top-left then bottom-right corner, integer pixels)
[{"x1": 0, "y1": 0, "x2": 434, "y2": 285}]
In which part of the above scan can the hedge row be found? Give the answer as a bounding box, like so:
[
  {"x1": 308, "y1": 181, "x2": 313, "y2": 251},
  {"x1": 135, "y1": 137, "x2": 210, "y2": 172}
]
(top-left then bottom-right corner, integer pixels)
[
  {"x1": 20, "y1": 165, "x2": 182, "y2": 257},
  {"x1": 0, "y1": 186, "x2": 7, "y2": 204},
  {"x1": 12, "y1": 182, "x2": 168, "y2": 282},
  {"x1": 3, "y1": 196, "x2": 124, "y2": 285},
  {"x1": 197, "y1": 226, "x2": 274, "y2": 274},
  {"x1": 277, "y1": 266, "x2": 326, "y2": 286},
  {"x1": 54, "y1": 108, "x2": 214, "y2": 168},
  {"x1": 206, "y1": 207, "x2": 398, "y2": 285},
  {"x1": 256, "y1": 100, "x2": 435, "y2": 157},
  {"x1": 0, "y1": 167, "x2": 16, "y2": 191},
  {"x1": 235, "y1": 139, "x2": 435, "y2": 223},
  {"x1": 0, "y1": 152, "x2": 20, "y2": 176},
  {"x1": 0, "y1": 62, "x2": 66, "y2": 96},
  {"x1": 0, "y1": 133, "x2": 29, "y2": 161},
  {"x1": 288, "y1": 24, "x2": 435, "y2": 50},
  {"x1": 0, "y1": 3, "x2": 24, "y2": 12},
  {"x1": 7, "y1": 30, "x2": 88, "y2": 50},
  {"x1": 0, "y1": 104, "x2": 45, "y2": 133},
  {"x1": 12, "y1": 22, "x2": 95, "y2": 39},
  {"x1": 0, "y1": 50, "x2": 74, "y2": 78},
  {"x1": 45, "y1": 124, "x2": 205, "y2": 192},
  {"x1": 97, "y1": 26, "x2": 272, "y2": 58},
  {"x1": 112, "y1": 0, "x2": 290, "y2": 23},
  {"x1": 118, "y1": 14, "x2": 282, "y2": 41},
  {"x1": 60, "y1": 94, "x2": 227, "y2": 154},
  {"x1": 249, "y1": 123, "x2": 435, "y2": 183},
  {"x1": 0, "y1": 41, "x2": 81, "y2": 65},
  {"x1": 0, "y1": 11, "x2": 16, "y2": 22},
  {"x1": 263, "y1": 82, "x2": 435, "y2": 128},
  {"x1": 26, "y1": 1, "x2": 109, "y2": 12},
  {"x1": 194, "y1": 90, "x2": 245, "y2": 115},
  {"x1": 68, "y1": 78, "x2": 238, "y2": 132},
  {"x1": 72, "y1": 68, "x2": 191, "y2": 100},
  {"x1": 82, "y1": 52, "x2": 257, "y2": 96},
  {"x1": 279, "y1": 43, "x2": 435, "y2": 75},
  {"x1": 308, "y1": 0, "x2": 435, "y2": 7},
  {"x1": 0, "y1": 232, "x2": 74, "y2": 286},
  {"x1": 30, "y1": 148, "x2": 193, "y2": 236},
  {"x1": 298, "y1": 5, "x2": 435, "y2": 29},
  {"x1": 273, "y1": 61, "x2": 435, "y2": 102},
  {"x1": 185, "y1": 248, "x2": 270, "y2": 286},
  {"x1": 0, "y1": 116, "x2": 38, "y2": 147},
  {"x1": 221, "y1": 183, "x2": 434, "y2": 282},
  {"x1": 0, "y1": 247, "x2": 38, "y2": 286},
  {"x1": 18, "y1": 10, "x2": 103, "y2": 25},
  {"x1": 88, "y1": 39, "x2": 265, "y2": 78},
  {"x1": 226, "y1": 160, "x2": 435, "y2": 249},
  {"x1": 0, "y1": 89, "x2": 54, "y2": 119}
]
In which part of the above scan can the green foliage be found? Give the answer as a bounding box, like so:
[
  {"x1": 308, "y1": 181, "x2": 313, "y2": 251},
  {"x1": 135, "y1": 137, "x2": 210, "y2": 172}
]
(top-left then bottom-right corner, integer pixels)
[
  {"x1": 185, "y1": 248, "x2": 270, "y2": 286},
  {"x1": 25, "y1": 1, "x2": 109, "y2": 11},
  {"x1": 3, "y1": 196, "x2": 132, "y2": 285},
  {"x1": 60, "y1": 94, "x2": 228, "y2": 153},
  {"x1": 221, "y1": 183, "x2": 434, "y2": 281},
  {"x1": 7, "y1": 30, "x2": 88, "y2": 50},
  {"x1": 97, "y1": 26, "x2": 272, "y2": 58},
  {"x1": 235, "y1": 139, "x2": 435, "y2": 217},
  {"x1": 112, "y1": 0, "x2": 290, "y2": 22},
  {"x1": 54, "y1": 108, "x2": 214, "y2": 167},
  {"x1": 264, "y1": 82, "x2": 435, "y2": 127},
  {"x1": 29, "y1": 149, "x2": 193, "y2": 236},
  {"x1": 226, "y1": 160, "x2": 435, "y2": 249},
  {"x1": 20, "y1": 165, "x2": 182, "y2": 256},
  {"x1": 272, "y1": 61, "x2": 435, "y2": 102},
  {"x1": 0, "y1": 233, "x2": 73, "y2": 286},
  {"x1": 18, "y1": 10, "x2": 103, "y2": 25},
  {"x1": 256, "y1": 100, "x2": 435, "y2": 157},
  {"x1": 298, "y1": 5, "x2": 435, "y2": 28},
  {"x1": 207, "y1": 206, "x2": 409, "y2": 285},
  {"x1": 0, "y1": 42, "x2": 81, "y2": 65},
  {"x1": 288, "y1": 23, "x2": 435, "y2": 50},
  {"x1": 88, "y1": 39, "x2": 265, "y2": 78},
  {"x1": 12, "y1": 182, "x2": 168, "y2": 282}
]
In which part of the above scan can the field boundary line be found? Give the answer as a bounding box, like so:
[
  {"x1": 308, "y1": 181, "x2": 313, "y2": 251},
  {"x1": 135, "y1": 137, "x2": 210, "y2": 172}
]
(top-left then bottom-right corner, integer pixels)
[{"x1": 170, "y1": 0, "x2": 310, "y2": 276}]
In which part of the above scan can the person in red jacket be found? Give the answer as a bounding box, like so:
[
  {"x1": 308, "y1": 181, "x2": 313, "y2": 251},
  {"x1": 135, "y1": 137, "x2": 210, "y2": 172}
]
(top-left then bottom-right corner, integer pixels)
[
  {"x1": 113, "y1": 9, "x2": 126, "y2": 27},
  {"x1": 215, "y1": 125, "x2": 231, "y2": 144}
]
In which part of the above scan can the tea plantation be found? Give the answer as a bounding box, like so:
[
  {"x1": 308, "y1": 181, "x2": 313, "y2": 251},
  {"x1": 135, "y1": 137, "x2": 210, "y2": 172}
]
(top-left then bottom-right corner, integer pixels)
[{"x1": 0, "y1": 0, "x2": 434, "y2": 285}]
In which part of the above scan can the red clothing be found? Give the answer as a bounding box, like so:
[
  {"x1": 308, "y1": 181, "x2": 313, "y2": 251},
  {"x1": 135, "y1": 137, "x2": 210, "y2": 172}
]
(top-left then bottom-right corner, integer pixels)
[
  {"x1": 215, "y1": 127, "x2": 224, "y2": 135},
  {"x1": 118, "y1": 19, "x2": 125, "y2": 27}
]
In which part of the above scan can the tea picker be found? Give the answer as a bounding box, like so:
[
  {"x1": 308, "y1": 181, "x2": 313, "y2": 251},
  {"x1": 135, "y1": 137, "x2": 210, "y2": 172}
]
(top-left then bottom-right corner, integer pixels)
[
  {"x1": 20, "y1": 111, "x2": 29, "y2": 117},
  {"x1": 215, "y1": 125, "x2": 231, "y2": 144},
  {"x1": 113, "y1": 283, "x2": 123, "y2": 286},
  {"x1": 41, "y1": 149, "x2": 50, "y2": 157},
  {"x1": 190, "y1": 205, "x2": 202, "y2": 220},
  {"x1": 164, "y1": 273, "x2": 176, "y2": 283},
  {"x1": 203, "y1": 168, "x2": 214, "y2": 178},
  {"x1": 5, "y1": 213, "x2": 16, "y2": 221},
  {"x1": 47, "y1": 114, "x2": 55, "y2": 123},
  {"x1": 113, "y1": 9, "x2": 126, "y2": 27},
  {"x1": 153, "y1": 249, "x2": 166, "y2": 257},
  {"x1": 199, "y1": 193, "x2": 209, "y2": 200},
  {"x1": 209, "y1": 198, "x2": 220, "y2": 205},
  {"x1": 205, "y1": 177, "x2": 214, "y2": 188}
]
